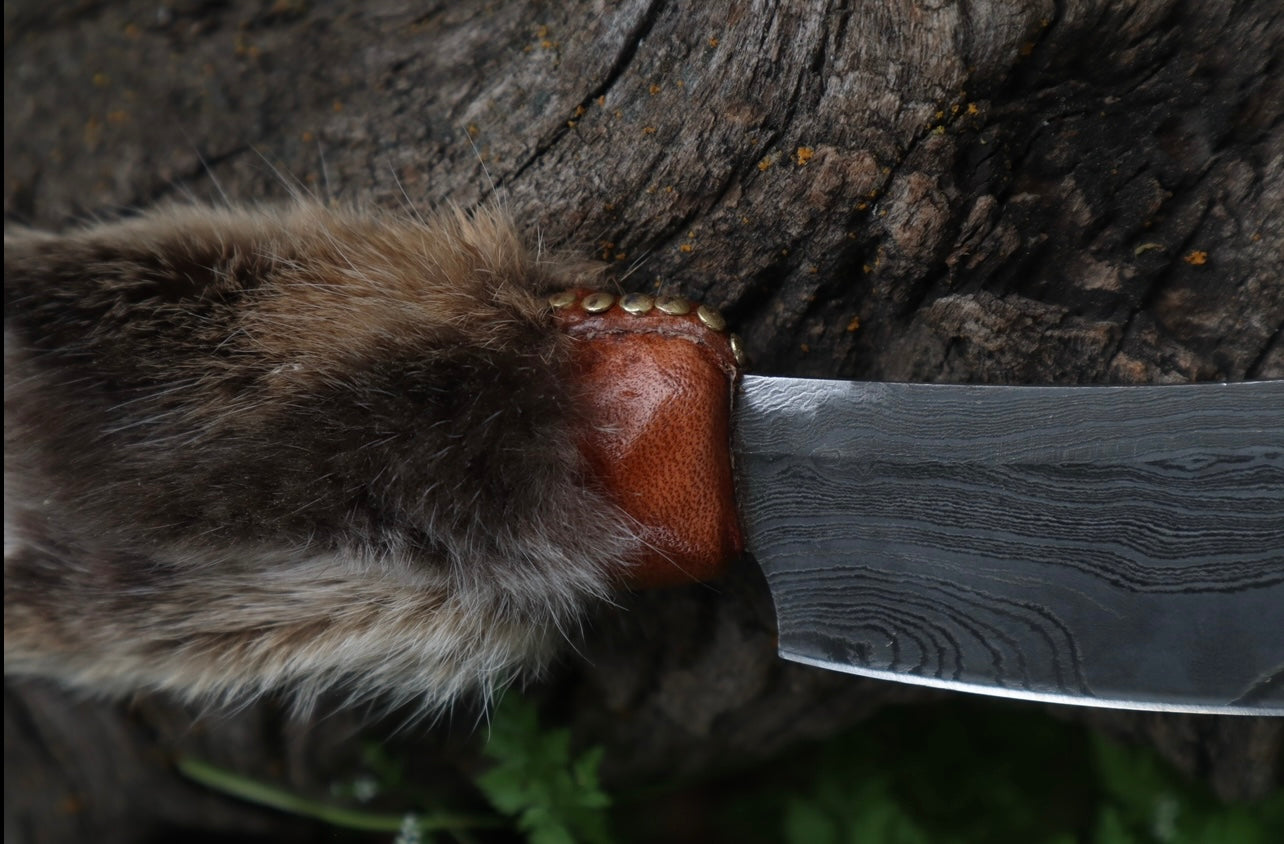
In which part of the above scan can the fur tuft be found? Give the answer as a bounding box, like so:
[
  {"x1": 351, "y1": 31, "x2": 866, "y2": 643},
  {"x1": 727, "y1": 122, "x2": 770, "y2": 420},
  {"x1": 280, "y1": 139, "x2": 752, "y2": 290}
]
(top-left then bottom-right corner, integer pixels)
[{"x1": 3, "y1": 202, "x2": 636, "y2": 712}]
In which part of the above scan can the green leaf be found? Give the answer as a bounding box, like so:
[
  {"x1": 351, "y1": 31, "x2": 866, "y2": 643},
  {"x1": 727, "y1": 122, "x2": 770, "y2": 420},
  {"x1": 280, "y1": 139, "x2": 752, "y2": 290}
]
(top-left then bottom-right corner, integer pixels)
[
  {"x1": 475, "y1": 765, "x2": 529, "y2": 815},
  {"x1": 475, "y1": 695, "x2": 614, "y2": 844},
  {"x1": 840, "y1": 785, "x2": 933, "y2": 844},
  {"x1": 1096, "y1": 806, "x2": 1140, "y2": 844},
  {"x1": 783, "y1": 798, "x2": 837, "y2": 844},
  {"x1": 528, "y1": 821, "x2": 577, "y2": 844},
  {"x1": 1178, "y1": 807, "x2": 1266, "y2": 844}
]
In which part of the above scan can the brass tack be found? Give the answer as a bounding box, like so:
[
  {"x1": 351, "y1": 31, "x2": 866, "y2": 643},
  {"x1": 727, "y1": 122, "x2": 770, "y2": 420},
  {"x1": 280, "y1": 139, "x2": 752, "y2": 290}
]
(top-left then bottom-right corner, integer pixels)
[
  {"x1": 620, "y1": 293, "x2": 655, "y2": 315},
  {"x1": 548, "y1": 290, "x2": 577, "y2": 309},
  {"x1": 582, "y1": 292, "x2": 616, "y2": 313},
  {"x1": 730, "y1": 334, "x2": 746, "y2": 366},
  {"x1": 656, "y1": 296, "x2": 691, "y2": 315},
  {"x1": 696, "y1": 304, "x2": 727, "y2": 331}
]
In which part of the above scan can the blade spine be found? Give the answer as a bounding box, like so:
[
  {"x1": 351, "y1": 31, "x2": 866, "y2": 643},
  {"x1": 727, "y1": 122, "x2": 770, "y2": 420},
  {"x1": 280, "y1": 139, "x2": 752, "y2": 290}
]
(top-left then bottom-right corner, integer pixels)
[{"x1": 734, "y1": 376, "x2": 1284, "y2": 461}]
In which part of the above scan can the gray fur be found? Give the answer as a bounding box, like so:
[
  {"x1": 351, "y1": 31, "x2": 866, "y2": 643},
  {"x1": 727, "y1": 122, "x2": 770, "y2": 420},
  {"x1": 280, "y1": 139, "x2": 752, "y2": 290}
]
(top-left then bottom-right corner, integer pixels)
[{"x1": 3, "y1": 203, "x2": 636, "y2": 712}]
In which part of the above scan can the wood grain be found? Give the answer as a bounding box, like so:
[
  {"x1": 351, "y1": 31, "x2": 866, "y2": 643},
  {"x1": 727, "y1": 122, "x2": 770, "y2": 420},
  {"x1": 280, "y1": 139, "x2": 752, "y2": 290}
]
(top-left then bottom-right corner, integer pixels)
[{"x1": 6, "y1": 0, "x2": 1284, "y2": 835}]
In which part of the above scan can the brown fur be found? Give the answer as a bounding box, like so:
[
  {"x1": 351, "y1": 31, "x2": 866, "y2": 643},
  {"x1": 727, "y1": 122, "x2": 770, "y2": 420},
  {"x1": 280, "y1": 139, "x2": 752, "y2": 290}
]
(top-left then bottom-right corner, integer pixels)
[{"x1": 3, "y1": 203, "x2": 637, "y2": 712}]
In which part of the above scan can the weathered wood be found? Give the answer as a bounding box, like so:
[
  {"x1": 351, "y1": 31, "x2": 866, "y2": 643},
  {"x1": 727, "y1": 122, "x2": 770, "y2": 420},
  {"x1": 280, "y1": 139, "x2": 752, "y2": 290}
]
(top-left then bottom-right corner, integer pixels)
[{"x1": 6, "y1": 0, "x2": 1281, "y2": 839}]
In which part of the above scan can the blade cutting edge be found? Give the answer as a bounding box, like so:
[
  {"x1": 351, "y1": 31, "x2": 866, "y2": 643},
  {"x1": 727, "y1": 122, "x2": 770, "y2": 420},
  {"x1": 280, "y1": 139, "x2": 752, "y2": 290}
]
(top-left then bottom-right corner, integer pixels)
[{"x1": 734, "y1": 375, "x2": 1284, "y2": 714}]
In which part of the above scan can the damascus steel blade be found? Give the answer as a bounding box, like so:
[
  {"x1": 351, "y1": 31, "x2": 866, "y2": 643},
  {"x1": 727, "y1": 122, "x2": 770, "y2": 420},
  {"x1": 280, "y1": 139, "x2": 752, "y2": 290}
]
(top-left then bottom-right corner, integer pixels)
[{"x1": 734, "y1": 376, "x2": 1284, "y2": 714}]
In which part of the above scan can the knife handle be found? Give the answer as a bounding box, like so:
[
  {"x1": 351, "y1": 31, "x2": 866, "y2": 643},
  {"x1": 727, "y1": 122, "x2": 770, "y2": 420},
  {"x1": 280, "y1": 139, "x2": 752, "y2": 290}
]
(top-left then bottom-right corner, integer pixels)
[{"x1": 551, "y1": 290, "x2": 745, "y2": 587}]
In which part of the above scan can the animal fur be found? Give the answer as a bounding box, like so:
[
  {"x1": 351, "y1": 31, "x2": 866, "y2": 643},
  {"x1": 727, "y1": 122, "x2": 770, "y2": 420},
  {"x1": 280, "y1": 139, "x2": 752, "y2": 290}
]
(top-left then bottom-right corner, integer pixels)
[{"x1": 3, "y1": 203, "x2": 638, "y2": 712}]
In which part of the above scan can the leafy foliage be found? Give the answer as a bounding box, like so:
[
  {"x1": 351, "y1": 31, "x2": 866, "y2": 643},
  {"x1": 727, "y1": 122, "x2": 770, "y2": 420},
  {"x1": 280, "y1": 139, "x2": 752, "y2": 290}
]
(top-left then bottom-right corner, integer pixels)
[
  {"x1": 780, "y1": 776, "x2": 932, "y2": 844},
  {"x1": 181, "y1": 697, "x2": 1280, "y2": 844},
  {"x1": 702, "y1": 703, "x2": 1281, "y2": 844},
  {"x1": 1090, "y1": 733, "x2": 1284, "y2": 844},
  {"x1": 475, "y1": 695, "x2": 613, "y2": 844}
]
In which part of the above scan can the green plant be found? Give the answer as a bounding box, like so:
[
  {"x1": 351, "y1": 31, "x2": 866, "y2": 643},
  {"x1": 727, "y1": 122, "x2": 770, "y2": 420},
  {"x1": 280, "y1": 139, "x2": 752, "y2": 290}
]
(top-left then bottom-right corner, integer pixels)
[
  {"x1": 708, "y1": 704, "x2": 1282, "y2": 844},
  {"x1": 178, "y1": 698, "x2": 1282, "y2": 844},
  {"x1": 474, "y1": 695, "x2": 613, "y2": 844},
  {"x1": 178, "y1": 694, "x2": 611, "y2": 844}
]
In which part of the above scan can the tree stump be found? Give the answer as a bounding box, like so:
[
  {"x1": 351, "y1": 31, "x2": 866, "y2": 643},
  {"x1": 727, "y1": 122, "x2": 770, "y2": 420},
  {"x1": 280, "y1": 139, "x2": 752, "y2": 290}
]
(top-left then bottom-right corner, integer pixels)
[{"x1": 5, "y1": 1, "x2": 1281, "y2": 840}]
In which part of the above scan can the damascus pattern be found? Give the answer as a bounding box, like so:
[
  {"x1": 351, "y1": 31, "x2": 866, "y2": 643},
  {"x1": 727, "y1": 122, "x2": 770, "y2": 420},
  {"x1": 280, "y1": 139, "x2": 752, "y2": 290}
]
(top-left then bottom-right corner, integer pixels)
[{"x1": 734, "y1": 376, "x2": 1284, "y2": 714}]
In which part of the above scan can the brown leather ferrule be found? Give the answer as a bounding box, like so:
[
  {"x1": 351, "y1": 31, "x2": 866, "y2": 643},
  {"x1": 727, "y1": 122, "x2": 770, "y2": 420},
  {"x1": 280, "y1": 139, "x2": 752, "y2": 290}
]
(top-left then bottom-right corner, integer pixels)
[{"x1": 552, "y1": 290, "x2": 744, "y2": 588}]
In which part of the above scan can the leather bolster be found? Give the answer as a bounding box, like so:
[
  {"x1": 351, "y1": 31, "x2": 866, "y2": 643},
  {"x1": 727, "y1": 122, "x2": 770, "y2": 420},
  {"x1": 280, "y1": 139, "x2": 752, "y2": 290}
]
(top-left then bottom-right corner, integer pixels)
[{"x1": 551, "y1": 289, "x2": 745, "y2": 588}]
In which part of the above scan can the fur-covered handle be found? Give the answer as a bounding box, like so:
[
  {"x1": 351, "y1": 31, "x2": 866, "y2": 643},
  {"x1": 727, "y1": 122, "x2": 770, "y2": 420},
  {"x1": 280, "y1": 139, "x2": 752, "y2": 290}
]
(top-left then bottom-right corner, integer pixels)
[
  {"x1": 551, "y1": 290, "x2": 745, "y2": 587},
  {"x1": 4, "y1": 205, "x2": 642, "y2": 708},
  {"x1": 4, "y1": 203, "x2": 741, "y2": 709}
]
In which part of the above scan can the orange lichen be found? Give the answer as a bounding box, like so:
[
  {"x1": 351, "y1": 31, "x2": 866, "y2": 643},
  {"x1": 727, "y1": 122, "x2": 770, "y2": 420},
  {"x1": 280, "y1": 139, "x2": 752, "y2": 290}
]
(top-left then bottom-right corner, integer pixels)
[
  {"x1": 234, "y1": 35, "x2": 261, "y2": 58},
  {"x1": 649, "y1": 84, "x2": 661, "y2": 95},
  {"x1": 708, "y1": 37, "x2": 720, "y2": 47},
  {"x1": 846, "y1": 316, "x2": 862, "y2": 332},
  {"x1": 795, "y1": 146, "x2": 814, "y2": 166},
  {"x1": 757, "y1": 156, "x2": 774, "y2": 171},
  {"x1": 83, "y1": 116, "x2": 103, "y2": 148},
  {"x1": 1183, "y1": 250, "x2": 1209, "y2": 265},
  {"x1": 966, "y1": 102, "x2": 980, "y2": 116},
  {"x1": 573, "y1": 105, "x2": 586, "y2": 118},
  {"x1": 643, "y1": 126, "x2": 656, "y2": 135},
  {"x1": 679, "y1": 243, "x2": 694, "y2": 253}
]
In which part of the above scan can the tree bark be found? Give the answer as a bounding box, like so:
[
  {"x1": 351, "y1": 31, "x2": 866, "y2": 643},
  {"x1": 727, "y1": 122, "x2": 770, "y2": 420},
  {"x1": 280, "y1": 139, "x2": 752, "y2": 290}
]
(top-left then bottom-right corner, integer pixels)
[{"x1": 5, "y1": 0, "x2": 1281, "y2": 840}]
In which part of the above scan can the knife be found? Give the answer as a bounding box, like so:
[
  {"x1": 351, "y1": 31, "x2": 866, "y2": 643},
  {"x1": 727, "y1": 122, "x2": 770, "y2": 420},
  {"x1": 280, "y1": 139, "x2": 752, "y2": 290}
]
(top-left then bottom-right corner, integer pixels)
[
  {"x1": 554, "y1": 289, "x2": 1284, "y2": 717},
  {"x1": 5, "y1": 210, "x2": 1281, "y2": 718},
  {"x1": 736, "y1": 374, "x2": 1284, "y2": 716}
]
